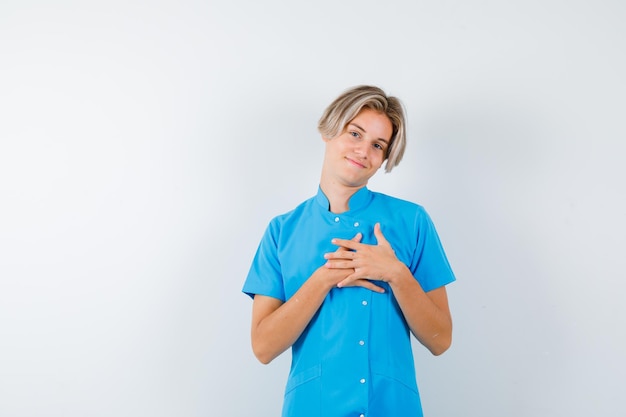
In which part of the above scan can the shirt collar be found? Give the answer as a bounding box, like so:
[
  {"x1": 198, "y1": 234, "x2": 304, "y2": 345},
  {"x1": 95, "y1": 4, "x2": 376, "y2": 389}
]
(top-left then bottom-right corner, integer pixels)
[{"x1": 315, "y1": 186, "x2": 372, "y2": 213}]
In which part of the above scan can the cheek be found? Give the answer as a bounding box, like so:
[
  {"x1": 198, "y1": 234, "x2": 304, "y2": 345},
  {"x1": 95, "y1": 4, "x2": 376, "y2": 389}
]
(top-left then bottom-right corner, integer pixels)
[{"x1": 373, "y1": 153, "x2": 385, "y2": 168}]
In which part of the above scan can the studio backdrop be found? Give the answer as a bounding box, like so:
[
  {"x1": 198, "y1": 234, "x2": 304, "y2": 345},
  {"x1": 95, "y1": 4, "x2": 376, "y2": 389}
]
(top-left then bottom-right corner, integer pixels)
[{"x1": 1, "y1": 1, "x2": 625, "y2": 416}]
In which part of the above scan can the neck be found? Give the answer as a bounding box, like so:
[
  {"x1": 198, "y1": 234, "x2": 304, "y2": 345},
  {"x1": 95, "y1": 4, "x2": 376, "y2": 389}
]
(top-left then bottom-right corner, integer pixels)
[{"x1": 319, "y1": 176, "x2": 365, "y2": 214}]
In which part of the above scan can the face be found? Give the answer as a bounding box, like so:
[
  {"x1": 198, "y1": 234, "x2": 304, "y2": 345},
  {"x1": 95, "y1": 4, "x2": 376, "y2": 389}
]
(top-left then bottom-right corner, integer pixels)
[{"x1": 321, "y1": 107, "x2": 393, "y2": 189}]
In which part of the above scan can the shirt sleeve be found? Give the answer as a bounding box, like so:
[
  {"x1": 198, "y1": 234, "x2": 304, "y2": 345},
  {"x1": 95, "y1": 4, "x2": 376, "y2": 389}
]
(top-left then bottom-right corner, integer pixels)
[
  {"x1": 409, "y1": 208, "x2": 456, "y2": 292},
  {"x1": 242, "y1": 219, "x2": 286, "y2": 301}
]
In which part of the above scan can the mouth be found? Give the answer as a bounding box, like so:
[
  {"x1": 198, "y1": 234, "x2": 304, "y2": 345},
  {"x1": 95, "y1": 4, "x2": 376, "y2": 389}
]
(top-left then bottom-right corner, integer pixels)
[{"x1": 346, "y1": 157, "x2": 366, "y2": 169}]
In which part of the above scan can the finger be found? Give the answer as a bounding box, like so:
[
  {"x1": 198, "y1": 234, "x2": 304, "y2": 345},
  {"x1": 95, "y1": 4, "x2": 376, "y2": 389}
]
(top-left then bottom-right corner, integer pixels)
[
  {"x1": 338, "y1": 278, "x2": 385, "y2": 293},
  {"x1": 332, "y1": 237, "x2": 360, "y2": 251},
  {"x1": 324, "y1": 259, "x2": 353, "y2": 269},
  {"x1": 324, "y1": 251, "x2": 354, "y2": 261},
  {"x1": 334, "y1": 232, "x2": 361, "y2": 253}
]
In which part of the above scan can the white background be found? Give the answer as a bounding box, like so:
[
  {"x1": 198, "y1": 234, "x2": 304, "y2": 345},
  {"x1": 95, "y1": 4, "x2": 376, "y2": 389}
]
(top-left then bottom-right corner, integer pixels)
[{"x1": 1, "y1": 1, "x2": 625, "y2": 416}]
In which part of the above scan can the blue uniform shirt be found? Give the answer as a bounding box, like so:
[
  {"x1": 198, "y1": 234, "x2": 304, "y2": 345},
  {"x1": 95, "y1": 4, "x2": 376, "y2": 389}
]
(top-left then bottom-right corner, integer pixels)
[{"x1": 243, "y1": 186, "x2": 456, "y2": 417}]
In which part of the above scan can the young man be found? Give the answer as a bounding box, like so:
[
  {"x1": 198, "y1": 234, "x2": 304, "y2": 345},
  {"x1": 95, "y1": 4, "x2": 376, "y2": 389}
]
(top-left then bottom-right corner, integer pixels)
[{"x1": 243, "y1": 85, "x2": 456, "y2": 417}]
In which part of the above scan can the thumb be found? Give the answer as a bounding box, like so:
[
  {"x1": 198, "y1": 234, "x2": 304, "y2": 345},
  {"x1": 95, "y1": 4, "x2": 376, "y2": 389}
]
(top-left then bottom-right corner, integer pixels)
[{"x1": 373, "y1": 223, "x2": 388, "y2": 245}]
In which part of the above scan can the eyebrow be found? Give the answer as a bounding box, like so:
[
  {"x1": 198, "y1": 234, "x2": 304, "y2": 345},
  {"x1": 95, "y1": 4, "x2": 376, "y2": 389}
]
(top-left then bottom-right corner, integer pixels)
[{"x1": 349, "y1": 122, "x2": 390, "y2": 145}]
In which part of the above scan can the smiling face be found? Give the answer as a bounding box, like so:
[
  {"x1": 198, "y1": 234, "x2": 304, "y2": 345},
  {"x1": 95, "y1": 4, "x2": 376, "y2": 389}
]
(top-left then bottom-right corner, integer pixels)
[{"x1": 320, "y1": 107, "x2": 393, "y2": 190}]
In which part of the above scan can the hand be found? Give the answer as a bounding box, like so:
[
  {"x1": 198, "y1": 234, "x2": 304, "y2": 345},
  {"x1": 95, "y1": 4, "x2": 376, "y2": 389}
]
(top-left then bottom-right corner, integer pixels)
[
  {"x1": 324, "y1": 223, "x2": 403, "y2": 289},
  {"x1": 320, "y1": 231, "x2": 385, "y2": 293}
]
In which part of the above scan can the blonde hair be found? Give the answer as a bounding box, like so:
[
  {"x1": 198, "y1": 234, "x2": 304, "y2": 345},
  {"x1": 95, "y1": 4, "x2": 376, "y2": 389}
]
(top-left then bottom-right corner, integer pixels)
[{"x1": 318, "y1": 85, "x2": 407, "y2": 172}]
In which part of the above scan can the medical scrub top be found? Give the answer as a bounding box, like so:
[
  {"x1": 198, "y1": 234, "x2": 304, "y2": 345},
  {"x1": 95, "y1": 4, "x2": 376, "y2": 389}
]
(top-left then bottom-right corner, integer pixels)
[{"x1": 243, "y1": 186, "x2": 456, "y2": 417}]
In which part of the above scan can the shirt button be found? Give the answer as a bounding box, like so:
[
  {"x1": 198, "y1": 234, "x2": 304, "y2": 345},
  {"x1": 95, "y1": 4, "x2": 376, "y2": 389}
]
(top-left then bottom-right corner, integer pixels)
[
  {"x1": 360, "y1": 414, "x2": 365, "y2": 417},
  {"x1": 334, "y1": 216, "x2": 340, "y2": 222},
  {"x1": 360, "y1": 378, "x2": 366, "y2": 384},
  {"x1": 359, "y1": 340, "x2": 365, "y2": 346},
  {"x1": 353, "y1": 221, "x2": 359, "y2": 227},
  {"x1": 362, "y1": 300, "x2": 368, "y2": 306}
]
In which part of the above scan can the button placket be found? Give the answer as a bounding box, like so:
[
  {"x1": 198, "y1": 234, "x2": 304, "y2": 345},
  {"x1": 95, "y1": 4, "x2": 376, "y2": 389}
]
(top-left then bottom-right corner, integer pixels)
[{"x1": 357, "y1": 291, "x2": 372, "y2": 397}]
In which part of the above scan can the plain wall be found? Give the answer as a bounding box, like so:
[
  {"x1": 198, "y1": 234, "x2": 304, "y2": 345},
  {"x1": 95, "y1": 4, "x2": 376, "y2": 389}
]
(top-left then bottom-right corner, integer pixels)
[{"x1": 1, "y1": 1, "x2": 625, "y2": 416}]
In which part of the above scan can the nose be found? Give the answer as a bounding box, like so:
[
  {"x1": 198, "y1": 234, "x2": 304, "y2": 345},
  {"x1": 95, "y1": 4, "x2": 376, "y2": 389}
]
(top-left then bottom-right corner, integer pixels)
[{"x1": 354, "y1": 141, "x2": 369, "y2": 159}]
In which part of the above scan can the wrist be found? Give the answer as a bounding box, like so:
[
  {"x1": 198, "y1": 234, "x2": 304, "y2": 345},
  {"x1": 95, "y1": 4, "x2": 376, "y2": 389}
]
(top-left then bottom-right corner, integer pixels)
[
  {"x1": 386, "y1": 261, "x2": 412, "y2": 286},
  {"x1": 312, "y1": 266, "x2": 340, "y2": 292}
]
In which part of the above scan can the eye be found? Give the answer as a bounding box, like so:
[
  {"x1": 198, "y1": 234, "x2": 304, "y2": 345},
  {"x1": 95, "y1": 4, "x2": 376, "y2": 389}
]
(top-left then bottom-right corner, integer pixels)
[
  {"x1": 373, "y1": 143, "x2": 385, "y2": 151},
  {"x1": 349, "y1": 131, "x2": 360, "y2": 138}
]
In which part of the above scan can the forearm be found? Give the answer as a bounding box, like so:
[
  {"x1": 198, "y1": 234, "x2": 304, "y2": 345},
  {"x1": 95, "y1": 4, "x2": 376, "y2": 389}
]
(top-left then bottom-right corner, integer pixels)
[
  {"x1": 252, "y1": 269, "x2": 335, "y2": 364},
  {"x1": 389, "y1": 264, "x2": 453, "y2": 355}
]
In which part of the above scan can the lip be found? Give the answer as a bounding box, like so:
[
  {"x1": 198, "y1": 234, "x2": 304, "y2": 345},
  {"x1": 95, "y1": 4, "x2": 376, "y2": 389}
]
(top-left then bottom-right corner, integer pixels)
[{"x1": 346, "y1": 157, "x2": 366, "y2": 169}]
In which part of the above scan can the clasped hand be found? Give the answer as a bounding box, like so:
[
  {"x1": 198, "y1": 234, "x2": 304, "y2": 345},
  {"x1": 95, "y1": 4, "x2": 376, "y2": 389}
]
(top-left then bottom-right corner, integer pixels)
[{"x1": 323, "y1": 222, "x2": 402, "y2": 293}]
